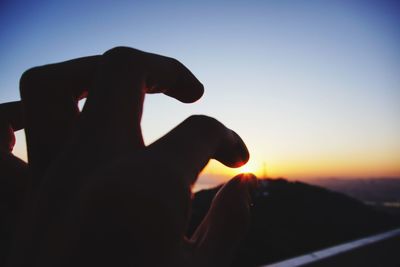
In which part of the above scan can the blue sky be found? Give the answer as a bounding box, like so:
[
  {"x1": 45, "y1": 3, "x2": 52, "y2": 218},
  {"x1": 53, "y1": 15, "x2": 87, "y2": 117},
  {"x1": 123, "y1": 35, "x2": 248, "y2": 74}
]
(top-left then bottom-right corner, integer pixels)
[{"x1": 1, "y1": 0, "x2": 399, "y2": 186}]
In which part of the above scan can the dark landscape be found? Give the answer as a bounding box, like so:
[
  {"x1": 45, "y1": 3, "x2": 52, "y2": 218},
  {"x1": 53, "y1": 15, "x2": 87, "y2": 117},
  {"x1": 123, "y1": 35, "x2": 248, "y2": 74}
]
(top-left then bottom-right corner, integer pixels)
[
  {"x1": 307, "y1": 178, "x2": 400, "y2": 216},
  {"x1": 188, "y1": 178, "x2": 400, "y2": 266}
]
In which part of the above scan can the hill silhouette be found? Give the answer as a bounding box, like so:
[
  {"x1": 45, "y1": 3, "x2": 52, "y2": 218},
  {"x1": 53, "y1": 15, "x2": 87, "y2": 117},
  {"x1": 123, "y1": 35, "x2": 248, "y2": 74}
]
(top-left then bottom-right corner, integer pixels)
[{"x1": 188, "y1": 178, "x2": 400, "y2": 266}]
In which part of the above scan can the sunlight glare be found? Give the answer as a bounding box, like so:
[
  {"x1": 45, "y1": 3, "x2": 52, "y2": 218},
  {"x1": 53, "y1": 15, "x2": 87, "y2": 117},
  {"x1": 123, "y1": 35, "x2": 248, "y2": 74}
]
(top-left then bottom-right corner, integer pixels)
[{"x1": 234, "y1": 160, "x2": 263, "y2": 177}]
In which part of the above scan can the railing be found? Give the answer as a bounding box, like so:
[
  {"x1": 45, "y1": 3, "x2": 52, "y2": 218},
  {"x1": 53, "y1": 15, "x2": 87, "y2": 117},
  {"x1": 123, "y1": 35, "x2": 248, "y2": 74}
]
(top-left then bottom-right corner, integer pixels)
[{"x1": 261, "y1": 227, "x2": 400, "y2": 267}]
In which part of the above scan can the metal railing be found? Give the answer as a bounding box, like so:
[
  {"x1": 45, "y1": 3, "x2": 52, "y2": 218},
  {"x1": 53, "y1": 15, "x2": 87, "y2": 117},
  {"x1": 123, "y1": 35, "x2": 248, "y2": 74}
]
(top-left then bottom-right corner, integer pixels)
[{"x1": 261, "y1": 227, "x2": 400, "y2": 267}]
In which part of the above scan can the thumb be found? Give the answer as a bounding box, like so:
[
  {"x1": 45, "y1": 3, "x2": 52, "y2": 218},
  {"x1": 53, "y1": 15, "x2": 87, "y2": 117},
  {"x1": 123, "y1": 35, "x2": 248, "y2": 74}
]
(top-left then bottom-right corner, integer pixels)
[{"x1": 190, "y1": 174, "x2": 258, "y2": 267}]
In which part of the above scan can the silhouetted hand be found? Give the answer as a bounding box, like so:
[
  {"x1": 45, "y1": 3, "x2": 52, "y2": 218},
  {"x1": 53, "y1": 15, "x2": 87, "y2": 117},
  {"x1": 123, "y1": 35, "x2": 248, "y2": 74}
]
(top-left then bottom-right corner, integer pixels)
[{"x1": 9, "y1": 47, "x2": 256, "y2": 267}]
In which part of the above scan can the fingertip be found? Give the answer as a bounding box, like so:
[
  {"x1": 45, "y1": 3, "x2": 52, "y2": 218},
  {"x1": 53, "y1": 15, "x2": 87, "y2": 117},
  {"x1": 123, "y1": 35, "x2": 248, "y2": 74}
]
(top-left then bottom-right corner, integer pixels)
[
  {"x1": 173, "y1": 61, "x2": 204, "y2": 103},
  {"x1": 168, "y1": 77, "x2": 204, "y2": 103},
  {"x1": 224, "y1": 173, "x2": 256, "y2": 191},
  {"x1": 234, "y1": 130, "x2": 250, "y2": 165},
  {"x1": 221, "y1": 131, "x2": 249, "y2": 168},
  {"x1": 212, "y1": 174, "x2": 257, "y2": 219},
  {"x1": 142, "y1": 50, "x2": 205, "y2": 103},
  {"x1": 232, "y1": 173, "x2": 258, "y2": 187},
  {"x1": 228, "y1": 173, "x2": 259, "y2": 198},
  {"x1": 240, "y1": 173, "x2": 259, "y2": 192}
]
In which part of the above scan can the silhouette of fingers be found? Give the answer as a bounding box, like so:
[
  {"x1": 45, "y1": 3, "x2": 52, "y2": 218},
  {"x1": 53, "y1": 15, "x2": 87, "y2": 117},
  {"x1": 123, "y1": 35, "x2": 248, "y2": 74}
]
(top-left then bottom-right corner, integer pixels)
[
  {"x1": 79, "y1": 47, "x2": 204, "y2": 156},
  {"x1": 19, "y1": 46, "x2": 203, "y2": 184},
  {"x1": 148, "y1": 115, "x2": 249, "y2": 186},
  {"x1": 190, "y1": 174, "x2": 257, "y2": 267},
  {"x1": 19, "y1": 56, "x2": 100, "y2": 184}
]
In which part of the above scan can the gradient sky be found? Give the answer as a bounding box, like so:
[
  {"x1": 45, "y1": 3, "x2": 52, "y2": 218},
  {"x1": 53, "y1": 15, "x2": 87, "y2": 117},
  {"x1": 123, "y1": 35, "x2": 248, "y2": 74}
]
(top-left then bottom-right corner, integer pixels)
[{"x1": 1, "y1": 0, "x2": 399, "y2": 188}]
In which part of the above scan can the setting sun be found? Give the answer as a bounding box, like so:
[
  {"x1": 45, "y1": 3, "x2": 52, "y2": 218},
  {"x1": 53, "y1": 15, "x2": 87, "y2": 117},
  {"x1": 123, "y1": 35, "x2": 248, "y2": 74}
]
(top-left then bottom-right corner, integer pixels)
[
  {"x1": 234, "y1": 160, "x2": 264, "y2": 177},
  {"x1": 202, "y1": 158, "x2": 268, "y2": 180}
]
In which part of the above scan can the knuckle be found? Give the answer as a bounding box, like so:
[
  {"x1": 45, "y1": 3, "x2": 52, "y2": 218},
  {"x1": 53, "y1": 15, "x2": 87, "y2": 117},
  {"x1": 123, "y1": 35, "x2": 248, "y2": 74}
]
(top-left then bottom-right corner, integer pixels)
[
  {"x1": 185, "y1": 114, "x2": 225, "y2": 132},
  {"x1": 169, "y1": 57, "x2": 183, "y2": 68},
  {"x1": 20, "y1": 67, "x2": 38, "y2": 87},
  {"x1": 103, "y1": 46, "x2": 144, "y2": 61},
  {"x1": 186, "y1": 114, "x2": 218, "y2": 125},
  {"x1": 103, "y1": 46, "x2": 132, "y2": 55},
  {"x1": 19, "y1": 66, "x2": 44, "y2": 94}
]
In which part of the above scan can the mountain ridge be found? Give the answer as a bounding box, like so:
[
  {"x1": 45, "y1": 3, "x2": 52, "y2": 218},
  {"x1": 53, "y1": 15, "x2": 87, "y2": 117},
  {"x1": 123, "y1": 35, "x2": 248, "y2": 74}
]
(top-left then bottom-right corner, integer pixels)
[{"x1": 188, "y1": 178, "x2": 400, "y2": 266}]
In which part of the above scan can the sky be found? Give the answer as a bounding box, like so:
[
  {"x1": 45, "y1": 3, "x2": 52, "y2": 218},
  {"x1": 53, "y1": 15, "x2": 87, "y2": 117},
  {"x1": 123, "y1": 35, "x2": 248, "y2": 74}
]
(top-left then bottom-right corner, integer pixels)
[{"x1": 1, "y1": 0, "x2": 399, "y2": 189}]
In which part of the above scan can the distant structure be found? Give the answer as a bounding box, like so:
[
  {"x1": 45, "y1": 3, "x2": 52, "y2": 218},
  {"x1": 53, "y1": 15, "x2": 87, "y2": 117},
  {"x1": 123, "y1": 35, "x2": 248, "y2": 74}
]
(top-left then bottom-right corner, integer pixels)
[
  {"x1": 259, "y1": 161, "x2": 270, "y2": 197},
  {"x1": 262, "y1": 161, "x2": 268, "y2": 178}
]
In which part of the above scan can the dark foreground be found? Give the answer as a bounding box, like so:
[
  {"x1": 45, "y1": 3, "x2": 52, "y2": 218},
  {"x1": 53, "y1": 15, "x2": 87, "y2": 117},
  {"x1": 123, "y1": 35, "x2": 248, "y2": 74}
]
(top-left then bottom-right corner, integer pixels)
[{"x1": 188, "y1": 179, "x2": 400, "y2": 267}]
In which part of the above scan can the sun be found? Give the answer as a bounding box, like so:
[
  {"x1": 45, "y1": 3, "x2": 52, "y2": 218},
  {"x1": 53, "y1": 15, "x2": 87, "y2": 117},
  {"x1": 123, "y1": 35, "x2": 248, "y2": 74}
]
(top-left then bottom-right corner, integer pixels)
[
  {"x1": 237, "y1": 164, "x2": 253, "y2": 174},
  {"x1": 234, "y1": 160, "x2": 261, "y2": 176},
  {"x1": 202, "y1": 159, "x2": 267, "y2": 180}
]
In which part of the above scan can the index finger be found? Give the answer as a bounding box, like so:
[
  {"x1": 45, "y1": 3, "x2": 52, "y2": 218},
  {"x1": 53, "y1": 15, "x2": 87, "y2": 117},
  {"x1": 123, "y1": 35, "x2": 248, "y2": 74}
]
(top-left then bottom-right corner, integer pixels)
[{"x1": 144, "y1": 51, "x2": 204, "y2": 103}]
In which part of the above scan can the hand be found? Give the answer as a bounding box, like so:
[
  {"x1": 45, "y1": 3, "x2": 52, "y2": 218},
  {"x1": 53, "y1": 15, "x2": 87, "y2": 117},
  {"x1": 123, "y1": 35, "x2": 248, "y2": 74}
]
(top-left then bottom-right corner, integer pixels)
[{"x1": 10, "y1": 47, "x2": 257, "y2": 267}]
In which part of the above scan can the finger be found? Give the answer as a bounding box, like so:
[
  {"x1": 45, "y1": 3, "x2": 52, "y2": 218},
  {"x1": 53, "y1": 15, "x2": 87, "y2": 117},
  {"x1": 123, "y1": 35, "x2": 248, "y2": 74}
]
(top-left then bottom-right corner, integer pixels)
[
  {"x1": 0, "y1": 101, "x2": 24, "y2": 131},
  {"x1": 189, "y1": 174, "x2": 258, "y2": 267},
  {"x1": 147, "y1": 115, "x2": 249, "y2": 186},
  {"x1": 20, "y1": 55, "x2": 100, "y2": 101},
  {"x1": 0, "y1": 124, "x2": 15, "y2": 153},
  {"x1": 79, "y1": 47, "x2": 204, "y2": 158},
  {"x1": 0, "y1": 102, "x2": 28, "y2": 205},
  {"x1": 78, "y1": 48, "x2": 147, "y2": 156},
  {"x1": 145, "y1": 52, "x2": 204, "y2": 103},
  {"x1": 0, "y1": 101, "x2": 24, "y2": 153},
  {"x1": 19, "y1": 56, "x2": 100, "y2": 184}
]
